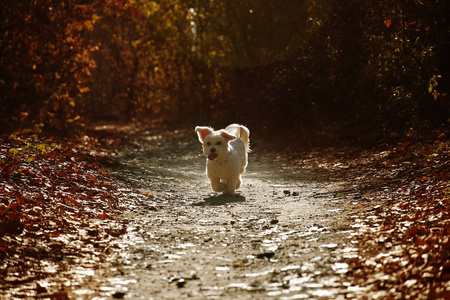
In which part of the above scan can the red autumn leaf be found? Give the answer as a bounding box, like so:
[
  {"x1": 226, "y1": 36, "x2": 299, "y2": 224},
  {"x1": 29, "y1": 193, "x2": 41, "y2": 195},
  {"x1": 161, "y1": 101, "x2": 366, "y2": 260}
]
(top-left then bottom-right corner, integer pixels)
[
  {"x1": 96, "y1": 211, "x2": 109, "y2": 219},
  {"x1": 385, "y1": 19, "x2": 392, "y2": 28},
  {"x1": 415, "y1": 236, "x2": 426, "y2": 245},
  {"x1": 233, "y1": 262, "x2": 250, "y2": 268},
  {"x1": 87, "y1": 173, "x2": 97, "y2": 183},
  {"x1": 43, "y1": 150, "x2": 57, "y2": 159},
  {"x1": 67, "y1": 197, "x2": 81, "y2": 206}
]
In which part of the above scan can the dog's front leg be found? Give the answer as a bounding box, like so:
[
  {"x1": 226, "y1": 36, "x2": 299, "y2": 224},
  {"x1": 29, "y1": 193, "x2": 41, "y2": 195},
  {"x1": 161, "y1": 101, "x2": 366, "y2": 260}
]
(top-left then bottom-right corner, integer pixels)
[
  {"x1": 223, "y1": 177, "x2": 239, "y2": 195},
  {"x1": 210, "y1": 178, "x2": 225, "y2": 193}
]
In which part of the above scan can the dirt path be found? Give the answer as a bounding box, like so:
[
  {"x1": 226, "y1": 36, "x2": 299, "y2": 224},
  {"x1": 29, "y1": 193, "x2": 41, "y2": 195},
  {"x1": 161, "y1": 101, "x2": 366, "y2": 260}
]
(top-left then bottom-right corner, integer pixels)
[{"x1": 70, "y1": 129, "x2": 364, "y2": 299}]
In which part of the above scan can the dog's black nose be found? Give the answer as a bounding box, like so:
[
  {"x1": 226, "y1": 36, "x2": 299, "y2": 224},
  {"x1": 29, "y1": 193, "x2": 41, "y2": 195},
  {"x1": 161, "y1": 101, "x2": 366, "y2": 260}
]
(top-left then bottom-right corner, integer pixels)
[{"x1": 210, "y1": 148, "x2": 216, "y2": 153}]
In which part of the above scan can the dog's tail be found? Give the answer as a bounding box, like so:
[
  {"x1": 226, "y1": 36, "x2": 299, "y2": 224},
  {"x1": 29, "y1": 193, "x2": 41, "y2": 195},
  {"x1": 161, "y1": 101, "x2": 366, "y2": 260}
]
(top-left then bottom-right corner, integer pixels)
[{"x1": 225, "y1": 124, "x2": 250, "y2": 153}]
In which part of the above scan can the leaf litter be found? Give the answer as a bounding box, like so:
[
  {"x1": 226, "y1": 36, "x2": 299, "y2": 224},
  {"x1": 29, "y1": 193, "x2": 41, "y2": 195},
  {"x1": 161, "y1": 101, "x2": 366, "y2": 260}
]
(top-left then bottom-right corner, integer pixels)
[
  {"x1": 290, "y1": 137, "x2": 450, "y2": 299},
  {"x1": 0, "y1": 132, "x2": 153, "y2": 299},
  {"x1": 1, "y1": 125, "x2": 449, "y2": 299}
]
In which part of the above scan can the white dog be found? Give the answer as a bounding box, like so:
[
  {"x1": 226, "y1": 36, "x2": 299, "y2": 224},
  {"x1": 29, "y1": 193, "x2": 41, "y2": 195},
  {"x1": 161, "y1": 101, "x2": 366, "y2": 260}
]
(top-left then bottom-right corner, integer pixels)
[{"x1": 195, "y1": 124, "x2": 250, "y2": 195}]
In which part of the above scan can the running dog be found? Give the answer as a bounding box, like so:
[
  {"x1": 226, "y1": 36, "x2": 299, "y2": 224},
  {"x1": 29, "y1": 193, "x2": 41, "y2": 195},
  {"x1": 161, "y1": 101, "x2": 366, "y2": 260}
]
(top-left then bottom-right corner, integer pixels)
[{"x1": 195, "y1": 124, "x2": 250, "y2": 195}]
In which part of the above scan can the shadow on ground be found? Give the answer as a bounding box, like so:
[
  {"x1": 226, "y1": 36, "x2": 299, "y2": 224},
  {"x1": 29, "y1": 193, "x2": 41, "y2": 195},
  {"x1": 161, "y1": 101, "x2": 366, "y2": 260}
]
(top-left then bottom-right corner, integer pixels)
[{"x1": 193, "y1": 194, "x2": 247, "y2": 206}]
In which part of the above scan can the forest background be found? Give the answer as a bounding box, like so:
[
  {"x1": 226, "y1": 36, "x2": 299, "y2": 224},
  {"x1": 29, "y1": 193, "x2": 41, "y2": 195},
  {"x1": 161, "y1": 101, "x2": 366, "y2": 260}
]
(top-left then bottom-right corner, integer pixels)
[{"x1": 1, "y1": 0, "x2": 449, "y2": 146}]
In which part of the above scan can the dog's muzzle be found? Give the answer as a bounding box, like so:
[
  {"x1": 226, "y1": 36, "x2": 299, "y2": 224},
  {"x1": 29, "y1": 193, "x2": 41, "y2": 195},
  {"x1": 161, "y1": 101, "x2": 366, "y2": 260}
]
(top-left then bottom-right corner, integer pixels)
[
  {"x1": 208, "y1": 148, "x2": 218, "y2": 160},
  {"x1": 208, "y1": 153, "x2": 218, "y2": 160}
]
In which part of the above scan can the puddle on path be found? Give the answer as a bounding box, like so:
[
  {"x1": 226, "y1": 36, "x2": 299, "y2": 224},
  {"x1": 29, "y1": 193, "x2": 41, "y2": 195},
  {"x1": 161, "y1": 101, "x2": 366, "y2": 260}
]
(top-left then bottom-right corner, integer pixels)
[{"x1": 72, "y1": 130, "x2": 362, "y2": 299}]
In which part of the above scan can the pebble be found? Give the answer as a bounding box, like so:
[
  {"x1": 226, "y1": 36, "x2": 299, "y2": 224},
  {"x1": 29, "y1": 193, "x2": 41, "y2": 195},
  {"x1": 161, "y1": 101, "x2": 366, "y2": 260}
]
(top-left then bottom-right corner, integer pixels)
[
  {"x1": 177, "y1": 278, "x2": 186, "y2": 288},
  {"x1": 112, "y1": 292, "x2": 125, "y2": 299},
  {"x1": 256, "y1": 252, "x2": 275, "y2": 259}
]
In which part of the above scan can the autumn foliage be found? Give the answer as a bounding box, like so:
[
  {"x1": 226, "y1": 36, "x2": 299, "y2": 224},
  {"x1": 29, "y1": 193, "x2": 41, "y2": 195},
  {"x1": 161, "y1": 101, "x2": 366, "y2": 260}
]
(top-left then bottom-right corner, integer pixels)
[
  {"x1": 1, "y1": 0, "x2": 449, "y2": 143},
  {"x1": 1, "y1": 1, "x2": 96, "y2": 130},
  {"x1": 0, "y1": 130, "x2": 134, "y2": 297},
  {"x1": 0, "y1": 132, "x2": 123, "y2": 234}
]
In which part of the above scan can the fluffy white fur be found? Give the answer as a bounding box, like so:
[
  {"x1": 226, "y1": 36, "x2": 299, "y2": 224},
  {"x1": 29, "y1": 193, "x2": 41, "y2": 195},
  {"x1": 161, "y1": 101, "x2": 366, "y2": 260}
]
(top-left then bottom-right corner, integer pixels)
[{"x1": 195, "y1": 124, "x2": 250, "y2": 195}]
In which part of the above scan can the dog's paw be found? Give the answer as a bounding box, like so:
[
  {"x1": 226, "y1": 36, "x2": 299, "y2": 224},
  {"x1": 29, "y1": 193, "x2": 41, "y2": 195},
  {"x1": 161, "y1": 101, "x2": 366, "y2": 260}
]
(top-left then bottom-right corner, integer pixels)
[
  {"x1": 222, "y1": 190, "x2": 236, "y2": 196},
  {"x1": 211, "y1": 180, "x2": 225, "y2": 193}
]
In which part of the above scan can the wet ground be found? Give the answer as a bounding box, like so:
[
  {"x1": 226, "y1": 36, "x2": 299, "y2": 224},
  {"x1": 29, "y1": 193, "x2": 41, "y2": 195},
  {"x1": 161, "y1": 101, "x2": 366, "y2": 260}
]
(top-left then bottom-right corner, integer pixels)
[{"x1": 69, "y1": 128, "x2": 365, "y2": 299}]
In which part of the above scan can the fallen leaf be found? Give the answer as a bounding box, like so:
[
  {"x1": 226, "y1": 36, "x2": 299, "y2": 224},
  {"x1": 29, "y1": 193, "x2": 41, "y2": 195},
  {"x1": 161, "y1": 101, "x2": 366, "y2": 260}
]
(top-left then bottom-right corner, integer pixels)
[
  {"x1": 233, "y1": 262, "x2": 250, "y2": 268},
  {"x1": 385, "y1": 19, "x2": 392, "y2": 28},
  {"x1": 96, "y1": 211, "x2": 109, "y2": 219}
]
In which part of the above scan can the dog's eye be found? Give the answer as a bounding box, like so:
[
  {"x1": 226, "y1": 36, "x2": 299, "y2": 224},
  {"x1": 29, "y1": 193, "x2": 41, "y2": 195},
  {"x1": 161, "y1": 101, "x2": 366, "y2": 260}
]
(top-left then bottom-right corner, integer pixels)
[
  {"x1": 206, "y1": 142, "x2": 211, "y2": 146},
  {"x1": 216, "y1": 142, "x2": 222, "y2": 145}
]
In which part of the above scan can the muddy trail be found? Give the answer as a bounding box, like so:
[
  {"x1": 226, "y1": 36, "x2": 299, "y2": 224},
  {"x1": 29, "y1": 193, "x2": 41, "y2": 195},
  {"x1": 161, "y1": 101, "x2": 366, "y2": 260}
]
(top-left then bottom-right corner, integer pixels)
[{"x1": 73, "y1": 128, "x2": 366, "y2": 299}]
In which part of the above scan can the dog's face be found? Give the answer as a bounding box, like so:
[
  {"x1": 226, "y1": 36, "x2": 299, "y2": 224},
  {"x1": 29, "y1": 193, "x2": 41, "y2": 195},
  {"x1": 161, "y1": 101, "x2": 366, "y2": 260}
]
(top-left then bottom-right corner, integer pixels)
[{"x1": 195, "y1": 126, "x2": 236, "y2": 161}]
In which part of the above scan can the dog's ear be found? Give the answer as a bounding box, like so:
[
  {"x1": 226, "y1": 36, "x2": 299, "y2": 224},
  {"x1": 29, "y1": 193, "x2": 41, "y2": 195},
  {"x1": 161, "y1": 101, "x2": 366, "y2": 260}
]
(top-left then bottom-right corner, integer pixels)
[
  {"x1": 220, "y1": 130, "x2": 237, "y2": 141},
  {"x1": 195, "y1": 126, "x2": 213, "y2": 143}
]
